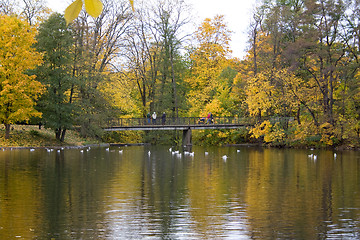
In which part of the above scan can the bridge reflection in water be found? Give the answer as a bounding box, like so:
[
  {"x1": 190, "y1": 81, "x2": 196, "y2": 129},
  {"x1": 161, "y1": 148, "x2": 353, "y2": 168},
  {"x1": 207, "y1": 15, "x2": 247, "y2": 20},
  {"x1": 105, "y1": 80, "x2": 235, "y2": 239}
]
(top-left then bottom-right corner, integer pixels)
[{"x1": 103, "y1": 117, "x2": 252, "y2": 146}]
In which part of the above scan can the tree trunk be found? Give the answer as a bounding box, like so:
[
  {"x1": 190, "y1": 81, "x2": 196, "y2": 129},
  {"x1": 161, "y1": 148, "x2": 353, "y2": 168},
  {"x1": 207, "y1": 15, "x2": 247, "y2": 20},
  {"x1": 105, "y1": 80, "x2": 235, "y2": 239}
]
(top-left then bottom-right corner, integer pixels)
[
  {"x1": 60, "y1": 129, "x2": 66, "y2": 142},
  {"x1": 170, "y1": 46, "x2": 178, "y2": 118},
  {"x1": 4, "y1": 123, "x2": 10, "y2": 139},
  {"x1": 296, "y1": 105, "x2": 301, "y2": 125},
  {"x1": 55, "y1": 128, "x2": 61, "y2": 141}
]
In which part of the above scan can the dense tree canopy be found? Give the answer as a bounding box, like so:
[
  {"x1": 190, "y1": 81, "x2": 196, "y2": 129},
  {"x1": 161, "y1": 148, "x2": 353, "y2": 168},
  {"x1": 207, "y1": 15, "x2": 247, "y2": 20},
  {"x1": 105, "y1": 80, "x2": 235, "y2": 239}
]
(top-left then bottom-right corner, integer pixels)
[
  {"x1": 0, "y1": 15, "x2": 44, "y2": 139},
  {"x1": 34, "y1": 13, "x2": 74, "y2": 142}
]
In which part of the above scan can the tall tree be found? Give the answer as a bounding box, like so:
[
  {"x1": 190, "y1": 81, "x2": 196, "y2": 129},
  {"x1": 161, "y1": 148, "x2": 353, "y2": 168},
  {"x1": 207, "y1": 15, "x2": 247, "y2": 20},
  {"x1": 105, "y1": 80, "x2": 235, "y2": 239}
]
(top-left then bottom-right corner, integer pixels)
[
  {"x1": 123, "y1": 0, "x2": 189, "y2": 117},
  {"x1": 70, "y1": 0, "x2": 133, "y2": 136},
  {"x1": 152, "y1": 0, "x2": 190, "y2": 117},
  {"x1": 35, "y1": 13, "x2": 74, "y2": 142},
  {"x1": 185, "y1": 15, "x2": 233, "y2": 116},
  {"x1": 0, "y1": 15, "x2": 43, "y2": 139}
]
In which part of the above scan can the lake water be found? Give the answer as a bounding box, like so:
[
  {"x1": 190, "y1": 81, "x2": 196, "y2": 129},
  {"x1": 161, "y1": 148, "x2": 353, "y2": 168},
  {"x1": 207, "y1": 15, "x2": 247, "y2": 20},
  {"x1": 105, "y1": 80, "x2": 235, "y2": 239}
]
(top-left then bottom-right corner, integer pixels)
[{"x1": 0, "y1": 145, "x2": 360, "y2": 239}]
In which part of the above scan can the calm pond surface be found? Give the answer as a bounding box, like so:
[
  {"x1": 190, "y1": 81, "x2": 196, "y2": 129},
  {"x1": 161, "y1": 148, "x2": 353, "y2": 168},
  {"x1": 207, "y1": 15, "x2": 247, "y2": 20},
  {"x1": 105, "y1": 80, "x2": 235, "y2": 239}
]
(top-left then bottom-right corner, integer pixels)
[{"x1": 0, "y1": 145, "x2": 360, "y2": 239}]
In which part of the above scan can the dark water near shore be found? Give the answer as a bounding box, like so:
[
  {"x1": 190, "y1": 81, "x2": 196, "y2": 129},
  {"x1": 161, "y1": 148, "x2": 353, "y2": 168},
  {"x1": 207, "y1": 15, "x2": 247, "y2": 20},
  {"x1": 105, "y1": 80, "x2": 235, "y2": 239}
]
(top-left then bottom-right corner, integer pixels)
[{"x1": 0, "y1": 145, "x2": 360, "y2": 239}]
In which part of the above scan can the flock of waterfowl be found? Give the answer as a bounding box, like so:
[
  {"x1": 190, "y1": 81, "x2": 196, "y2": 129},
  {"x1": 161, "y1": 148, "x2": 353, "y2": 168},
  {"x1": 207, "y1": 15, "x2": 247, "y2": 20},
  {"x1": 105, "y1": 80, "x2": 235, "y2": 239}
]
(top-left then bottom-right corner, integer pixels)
[{"x1": 8, "y1": 146, "x2": 338, "y2": 162}]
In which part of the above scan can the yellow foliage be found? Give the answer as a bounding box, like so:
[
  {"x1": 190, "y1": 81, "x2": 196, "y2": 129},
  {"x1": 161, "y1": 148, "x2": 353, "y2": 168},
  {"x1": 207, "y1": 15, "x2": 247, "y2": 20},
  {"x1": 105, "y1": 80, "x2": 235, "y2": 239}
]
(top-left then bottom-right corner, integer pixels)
[
  {"x1": 99, "y1": 73, "x2": 142, "y2": 117},
  {"x1": 293, "y1": 119, "x2": 317, "y2": 142},
  {"x1": 245, "y1": 73, "x2": 274, "y2": 116},
  {"x1": 186, "y1": 15, "x2": 233, "y2": 116},
  {"x1": 203, "y1": 99, "x2": 226, "y2": 117},
  {"x1": 264, "y1": 123, "x2": 286, "y2": 143},
  {"x1": 0, "y1": 15, "x2": 44, "y2": 125},
  {"x1": 250, "y1": 120, "x2": 286, "y2": 144},
  {"x1": 320, "y1": 122, "x2": 335, "y2": 146},
  {"x1": 250, "y1": 120, "x2": 272, "y2": 139}
]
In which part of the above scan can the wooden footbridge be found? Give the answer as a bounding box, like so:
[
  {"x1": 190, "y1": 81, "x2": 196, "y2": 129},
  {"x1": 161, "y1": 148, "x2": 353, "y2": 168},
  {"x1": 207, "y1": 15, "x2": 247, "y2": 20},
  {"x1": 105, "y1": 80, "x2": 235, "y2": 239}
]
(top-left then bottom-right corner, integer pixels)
[{"x1": 103, "y1": 117, "x2": 253, "y2": 146}]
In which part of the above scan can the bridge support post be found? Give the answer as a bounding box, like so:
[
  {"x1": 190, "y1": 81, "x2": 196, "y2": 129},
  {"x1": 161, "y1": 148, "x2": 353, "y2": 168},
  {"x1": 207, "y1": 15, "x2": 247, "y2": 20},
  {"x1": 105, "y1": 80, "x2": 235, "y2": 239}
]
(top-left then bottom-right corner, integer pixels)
[{"x1": 182, "y1": 128, "x2": 192, "y2": 148}]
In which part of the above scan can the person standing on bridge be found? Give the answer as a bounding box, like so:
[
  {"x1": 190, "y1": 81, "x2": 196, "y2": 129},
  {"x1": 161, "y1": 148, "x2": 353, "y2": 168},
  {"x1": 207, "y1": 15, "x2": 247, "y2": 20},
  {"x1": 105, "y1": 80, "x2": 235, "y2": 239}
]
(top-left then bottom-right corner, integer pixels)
[
  {"x1": 152, "y1": 112, "x2": 157, "y2": 124},
  {"x1": 207, "y1": 112, "x2": 213, "y2": 124},
  {"x1": 147, "y1": 112, "x2": 151, "y2": 124},
  {"x1": 161, "y1": 112, "x2": 166, "y2": 125}
]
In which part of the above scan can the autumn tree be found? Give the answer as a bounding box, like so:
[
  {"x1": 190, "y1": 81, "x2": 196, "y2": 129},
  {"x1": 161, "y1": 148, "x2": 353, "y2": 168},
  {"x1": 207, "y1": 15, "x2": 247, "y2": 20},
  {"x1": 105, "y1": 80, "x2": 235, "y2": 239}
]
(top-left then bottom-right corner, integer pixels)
[
  {"x1": 242, "y1": 0, "x2": 360, "y2": 145},
  {"x1": 151, "y1": 0, "x2": 190, "y2": 117},
  {"x1": 0, "y1": 15, "x2": 43, "y2": 139},
  {"x1": 70, "y1": 0, "x2": 133, "y2": 137},
  {"x1": 185, "y1": 15, "x2": 233, "y2": 116},
  {"x1": 34, "y1": 13, "x2": 74, "y2": 142},
  {"x1": 123, "y1": 0, "x2": 189, "y2": 117}
]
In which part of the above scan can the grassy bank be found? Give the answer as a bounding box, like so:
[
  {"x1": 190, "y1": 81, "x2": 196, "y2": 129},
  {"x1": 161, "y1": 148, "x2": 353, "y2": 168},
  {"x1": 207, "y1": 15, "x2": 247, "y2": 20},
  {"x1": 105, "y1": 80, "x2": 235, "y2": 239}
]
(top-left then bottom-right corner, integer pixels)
[{"x1": 0, "y1": 125, "x2": 101, "y2": 147}]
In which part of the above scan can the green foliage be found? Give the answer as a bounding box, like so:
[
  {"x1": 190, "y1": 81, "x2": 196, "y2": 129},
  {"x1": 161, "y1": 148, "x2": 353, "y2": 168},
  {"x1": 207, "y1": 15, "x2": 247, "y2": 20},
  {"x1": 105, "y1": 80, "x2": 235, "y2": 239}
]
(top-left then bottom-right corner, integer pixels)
[
  {"x1": 193, "y1": 129, "x2": 241, "y2": 146},
  {"x1": 102, "y1": 131, "x2": 144, "y2": 144},
  {"x1": 34, "y1": 13, "x2": 75, "y2": 141},
  {"x1": 29, "y1": 130, "x2": 40, "y2": 137}
]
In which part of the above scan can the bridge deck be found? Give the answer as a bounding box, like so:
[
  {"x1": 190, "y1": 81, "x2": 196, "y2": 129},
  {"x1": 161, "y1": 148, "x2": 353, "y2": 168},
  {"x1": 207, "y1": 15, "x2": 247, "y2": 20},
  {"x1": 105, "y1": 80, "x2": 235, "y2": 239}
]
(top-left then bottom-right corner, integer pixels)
[
  {"x1": 104, "y1": 123, "x2": 247, "y2": 131},
  {"x1": 103, "y1": 117, "x2": 252, "y2": 131}
]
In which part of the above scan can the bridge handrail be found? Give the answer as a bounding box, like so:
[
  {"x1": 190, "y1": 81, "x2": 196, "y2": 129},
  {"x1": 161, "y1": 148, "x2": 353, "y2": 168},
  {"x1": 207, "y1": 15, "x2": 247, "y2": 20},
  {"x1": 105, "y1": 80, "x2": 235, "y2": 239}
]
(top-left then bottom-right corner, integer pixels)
[{"x1": 105, "y1": 117, "x2": 251, "y2": 127}]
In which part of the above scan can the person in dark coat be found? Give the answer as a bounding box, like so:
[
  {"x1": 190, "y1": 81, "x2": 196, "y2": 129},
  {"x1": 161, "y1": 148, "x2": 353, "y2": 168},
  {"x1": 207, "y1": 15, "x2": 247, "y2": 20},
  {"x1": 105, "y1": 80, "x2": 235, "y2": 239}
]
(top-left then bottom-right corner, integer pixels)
[
  {"x1": 161, "y1": 112, "x2": 166, "y2": 125},
  {"x1": 147, "y1": 112, "x2": 151, "y2": 124}
]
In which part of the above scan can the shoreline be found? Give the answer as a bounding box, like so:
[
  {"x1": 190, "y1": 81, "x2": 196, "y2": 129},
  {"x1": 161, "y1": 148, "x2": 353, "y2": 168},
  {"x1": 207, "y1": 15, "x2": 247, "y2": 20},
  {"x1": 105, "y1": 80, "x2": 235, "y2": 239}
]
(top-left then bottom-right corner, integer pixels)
[
  {"x1": 0, "y1": 143, "x2": 110, "y2": 150},
  {"x1": 1, "y1": 142, "x2": 359, "y2": 151}
]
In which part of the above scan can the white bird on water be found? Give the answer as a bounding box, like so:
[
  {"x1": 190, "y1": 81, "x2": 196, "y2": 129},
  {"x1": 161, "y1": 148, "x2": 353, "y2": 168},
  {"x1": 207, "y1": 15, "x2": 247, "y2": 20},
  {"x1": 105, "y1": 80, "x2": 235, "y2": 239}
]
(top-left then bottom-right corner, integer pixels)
[
  {"x1": 222, "y1": 155, "x2": 228, "y2": 161},
  {"x1": 119, "y1": 150, "x2": 123, "y2": 154},
  {"x1": 237, "y1": 149, "x2": 241, "y2": 153},
  {"x1": 148, "y1": 150, "x2": 151, "y2": 156},
  {"x1": 308, "y1": 154, "x2": 317, "y2": 161}
]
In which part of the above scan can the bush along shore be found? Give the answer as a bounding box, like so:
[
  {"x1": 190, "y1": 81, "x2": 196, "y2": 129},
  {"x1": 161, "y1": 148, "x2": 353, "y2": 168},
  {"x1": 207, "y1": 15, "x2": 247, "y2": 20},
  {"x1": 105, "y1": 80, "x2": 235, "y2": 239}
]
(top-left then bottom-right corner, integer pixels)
[
  {"x1": 0, "y1": 125, "x2": 104, "y2": 148},
  {"x1": 1, "y1": 124, "x2": 359, "y2": 151}
]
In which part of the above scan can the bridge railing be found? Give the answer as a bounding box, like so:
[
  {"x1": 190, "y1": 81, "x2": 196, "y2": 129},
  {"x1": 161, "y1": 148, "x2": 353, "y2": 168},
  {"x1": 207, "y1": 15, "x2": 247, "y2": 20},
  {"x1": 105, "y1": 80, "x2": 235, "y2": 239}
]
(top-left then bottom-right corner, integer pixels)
[{"x1": 105, "y1": 117, "x2": 251, "y2": 127}]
